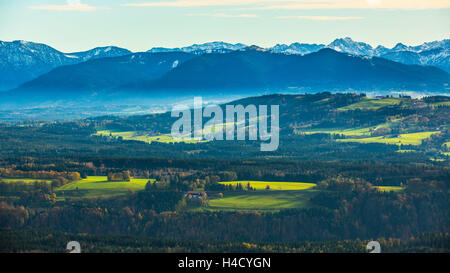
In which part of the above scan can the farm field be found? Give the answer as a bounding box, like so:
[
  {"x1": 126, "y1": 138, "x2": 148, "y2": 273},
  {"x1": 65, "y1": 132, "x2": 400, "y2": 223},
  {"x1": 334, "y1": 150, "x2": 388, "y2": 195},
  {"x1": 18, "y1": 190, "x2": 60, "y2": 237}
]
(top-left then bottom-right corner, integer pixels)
[
  {"x1": 337, "y1": 131, "x2": 440, "y2": 146},
  {"x1": 55, "y1": 176, "x2": 155, "y2": 198},
  {"x1": 203, "y1": 181, "x2": 403, "y2": 211},
  {"x1": 93, "y1": 130, "x2": 203, "y2": 144},
  {"x1": 337, "y1": 98, "x2": 403, "y2": 111},
  {"x1": 377, "y1": 186, "x2": 404, "y2": 192},
  {"x1": 204, "y1": 190, "x2": 317, "y2": 212},
  {"x1": 0, "y1": 178, "x2": 52, "y2": 183},
  {"x1": 299, "y1": 127, "x2": 372, "y2": 136},
  {"x1": 219, "y1": 181, "x2": 316, "y2": 191}
]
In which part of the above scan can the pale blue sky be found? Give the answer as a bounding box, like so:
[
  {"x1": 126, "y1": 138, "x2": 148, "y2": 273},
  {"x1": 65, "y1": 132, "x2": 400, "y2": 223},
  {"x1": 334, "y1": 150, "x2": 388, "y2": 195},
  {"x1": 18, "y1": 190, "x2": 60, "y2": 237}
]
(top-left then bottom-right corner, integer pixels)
[{"x1": 0, "y1": 0, "x2": 449, "y2": 52}]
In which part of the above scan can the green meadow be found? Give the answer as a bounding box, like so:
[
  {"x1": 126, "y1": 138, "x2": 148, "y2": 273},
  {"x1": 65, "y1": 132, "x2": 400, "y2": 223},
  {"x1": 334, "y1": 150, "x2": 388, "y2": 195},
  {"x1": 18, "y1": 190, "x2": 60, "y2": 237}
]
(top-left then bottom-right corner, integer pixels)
[
  {"x1": 0, "y1": 178, "x2": 52, "y2": 183},
  {"x1": 337, "y1": 131, "x2": 440, "y2": 146},
  {"x1": 219, "y1": 181, "x2": 316, "y2": 191},
  {"x1": 337, "y1": 98, "x2": 403, "y2": 111},
  {"x1": 204, "y1": 190, "x2": 316, "y2": 212},
  {"x1": 377, "y1": 186, "x2": 404, "y2": 192},
  {"x1": 94, "y1": 130, "x2": 202, "y2": 144},
  {"x1": 55, "y1": 176, "x2": 154, "y2": 198},
  {"x1": 299, "y1": 127, "x2": 372, "y2": 136},
  {"x1": 197, "y1": 181, "x2": 317, "y2": 211}
]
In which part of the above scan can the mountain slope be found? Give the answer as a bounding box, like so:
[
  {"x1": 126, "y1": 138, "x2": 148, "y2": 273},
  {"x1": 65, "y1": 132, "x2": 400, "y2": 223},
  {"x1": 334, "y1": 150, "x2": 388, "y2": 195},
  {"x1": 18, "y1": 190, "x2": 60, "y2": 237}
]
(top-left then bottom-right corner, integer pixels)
[
  {"x1": 11, "y1": 52, "x2": 195, "y2": 95},
  {"x1": 0, "y1": 40, "x2": 131, "y2": 90},
  {"x1": 125, "y1": 48, "x2": 450, "y2": 93}
]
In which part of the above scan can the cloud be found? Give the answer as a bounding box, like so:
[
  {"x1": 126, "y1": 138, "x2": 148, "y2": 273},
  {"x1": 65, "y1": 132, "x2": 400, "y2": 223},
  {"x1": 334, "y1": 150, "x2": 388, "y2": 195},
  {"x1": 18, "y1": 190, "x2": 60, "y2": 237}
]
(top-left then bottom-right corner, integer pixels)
[
  {"x1": 186, "y1": 13, "x2": 258, "y2": 18},
  {"x1": 29, "y1": 0, "x2": 101, "y2": 11},
  {"x1": 278, "y1": 15, "x2": 364, "y2": 21},
  {"x1": 122, "y1": 0, "x2": 450, "y2": 10}
]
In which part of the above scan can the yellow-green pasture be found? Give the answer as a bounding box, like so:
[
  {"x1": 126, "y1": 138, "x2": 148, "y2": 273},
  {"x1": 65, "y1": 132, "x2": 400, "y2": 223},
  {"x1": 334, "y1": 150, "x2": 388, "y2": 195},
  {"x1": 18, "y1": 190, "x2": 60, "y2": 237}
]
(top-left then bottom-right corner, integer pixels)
[
  {"x1": 298, "y1": 127, "x2": 372, "y2": 136},
  {"x1": 204, "y1": 190, "x2": 316, "y2": 212},
  {"x1": 338, "y1": 98, "x2": 403, "y2": 111},
  {"x1": 196, "y1": 181, "x2": 317, "y2": 212},
  {"x1": 55, "y1": 176, "x2": 155, "y2": 198},
  {"x1": 93, "y1": 130, "x2": 203, "y2": 144},
  {"x1": 0, "y1": 178, "x2": 52, "y2": 183},
  {"x1": 219, "y1": 181, "x2": 316, "y2": 191},
  {"x1": 337, "y1": 131, "x2": 440, "y2": 146},
  {"x1": 376, "y1": 186, "x2": 404, "y2": 192}
]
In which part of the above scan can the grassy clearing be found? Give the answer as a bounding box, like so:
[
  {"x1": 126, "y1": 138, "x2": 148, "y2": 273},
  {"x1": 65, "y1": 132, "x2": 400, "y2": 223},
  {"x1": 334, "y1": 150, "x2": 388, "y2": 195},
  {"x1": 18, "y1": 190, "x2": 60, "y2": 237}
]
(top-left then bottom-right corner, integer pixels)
[
  {"x1": 198, "y1": 181, "x2": 318, "y2": 212},
  {"x1": 204, "y1": 190, "x2": 316, "y2": 212},
  {"x1": 299, "y1": 127, "x2": 372, "y2": 136},
  {"x1": 93, "y1": 130, "x2": 202, "y2": 144},
  {"x1": 55, "y1": 176, "x2": 154, "y2": 198},
  {"x1": 338, "y1": 98, "x2": 402, "y2": 111},
  {"x1": 0, "y1": 178, "x2": 52, "y2": 183},
  {"x1": 219, "y1": 181, "x2": 316, "y2": 191},
  {"x1": 376, "y1": 186, "x2": 404, "y2": 192},
  {"x1": 337, "y1": 131, "x2": 440, "y2": 146}
]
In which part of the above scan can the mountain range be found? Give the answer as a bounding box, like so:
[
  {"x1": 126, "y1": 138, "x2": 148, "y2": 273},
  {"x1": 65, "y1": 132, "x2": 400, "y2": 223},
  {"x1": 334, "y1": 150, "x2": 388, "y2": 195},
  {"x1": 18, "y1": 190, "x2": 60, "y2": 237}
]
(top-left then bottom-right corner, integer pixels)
[
  {"x1": 2, "y1": 47, "x2": 448, "y2": 110},
  {"x1": 0, "y1": 38, "x2": 449, "y2": 112},
  {"x1": 124, "y1": 47, "x2": 449, "y2": 94},
  {"x1": 269, "y1": 38, "x2": 450, "y2": 73},
  {"x1": 1, "y1": 37, "x2": 449, "y2": 92}
]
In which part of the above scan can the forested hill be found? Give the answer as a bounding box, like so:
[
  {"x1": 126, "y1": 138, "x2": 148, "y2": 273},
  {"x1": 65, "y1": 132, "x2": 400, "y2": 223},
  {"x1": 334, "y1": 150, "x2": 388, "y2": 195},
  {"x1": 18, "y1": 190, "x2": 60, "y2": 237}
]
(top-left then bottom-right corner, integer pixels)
[{"x1": 91, "y1": 92, "x2": 450, "y2": 137}]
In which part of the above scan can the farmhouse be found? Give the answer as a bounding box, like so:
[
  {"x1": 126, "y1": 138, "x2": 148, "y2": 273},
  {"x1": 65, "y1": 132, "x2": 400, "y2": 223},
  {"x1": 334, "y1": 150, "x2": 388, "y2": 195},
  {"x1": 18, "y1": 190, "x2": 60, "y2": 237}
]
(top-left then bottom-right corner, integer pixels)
[{"x1": 185, "y1": 191, "x2": 207, "y2": 199}]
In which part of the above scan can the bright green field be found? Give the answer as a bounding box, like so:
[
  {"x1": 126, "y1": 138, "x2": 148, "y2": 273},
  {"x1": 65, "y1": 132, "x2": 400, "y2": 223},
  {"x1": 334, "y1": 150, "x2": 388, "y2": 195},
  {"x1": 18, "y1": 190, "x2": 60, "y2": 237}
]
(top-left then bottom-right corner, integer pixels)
[
  {"x1": 337, "y1": 131, "x2": 440, "y2": 146},
  {"x1": 55, "y1": 176, "x2": 155, "y2": 198},
  {"x1": 94, "y1": 130, "x2": 202, "y2": 144},
  {"x1": 199, "y1": 181, "x2": 318, "y2": 212},
  {"x1": 0, "y1": 178, "x2": 52, "y2": 183},
  {"x1": 299, "y1": 127, "x2": 372, "y2": 136},
  {"x1": 219, "y1": 181, "x2": 316, "y2": 191},
  {"x1": 338, "y1": 98, "x2": 402, "y2": 111},
  {"x1": 204, "y1": 190, "x2": 316, "y2": 212},
  {"x1": 377, "y1": 186, "x2": 404, "y2": 192}
]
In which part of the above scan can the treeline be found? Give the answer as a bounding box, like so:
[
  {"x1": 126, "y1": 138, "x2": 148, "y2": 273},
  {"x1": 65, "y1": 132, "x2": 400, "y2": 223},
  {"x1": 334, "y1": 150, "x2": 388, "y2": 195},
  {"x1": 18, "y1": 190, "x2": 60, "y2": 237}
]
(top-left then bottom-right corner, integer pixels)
[
  {"x1": 1, "y1": 228, "x2": 448, "y2": 253},
  {"x1": 0, "y1": 188, "x2": 447, "y2": 243},
  {"x1": 0, "y1": 168, "x2": 81, "y2": 182}
]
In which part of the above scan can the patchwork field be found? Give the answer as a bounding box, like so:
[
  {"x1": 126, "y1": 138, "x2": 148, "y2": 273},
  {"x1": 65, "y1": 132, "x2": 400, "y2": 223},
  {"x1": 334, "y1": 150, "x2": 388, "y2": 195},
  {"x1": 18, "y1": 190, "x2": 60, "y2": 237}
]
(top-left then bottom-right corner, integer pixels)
[
  {"x1": 55, "y1": 176, "x2": 155, "y2": 198},
  {"x1": 337, "y1": 131, "x2": 440, "y2": 146}
]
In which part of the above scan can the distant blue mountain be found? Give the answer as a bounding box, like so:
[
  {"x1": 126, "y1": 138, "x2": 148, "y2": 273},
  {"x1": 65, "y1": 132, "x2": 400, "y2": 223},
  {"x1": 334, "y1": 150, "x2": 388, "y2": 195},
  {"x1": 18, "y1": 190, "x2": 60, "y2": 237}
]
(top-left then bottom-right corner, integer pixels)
[
  {"x1": 0, "y1": 40, "x2": 131, "y2": 90},
  {"x1": 124, "y1": 47, "x2": 449, "y2": 93},
  {"x1": 148, "y1": 41, "x2": 247, "y2": 55},
  {"x1": 2, "y1": 38, "x2": 449, "y2": 92},
  {"x1": 268, "y1": 37, "x2": 450, "y2": 73},
  {"x1": 11, "y1": 52, "x2": 195, "y2": 95}
]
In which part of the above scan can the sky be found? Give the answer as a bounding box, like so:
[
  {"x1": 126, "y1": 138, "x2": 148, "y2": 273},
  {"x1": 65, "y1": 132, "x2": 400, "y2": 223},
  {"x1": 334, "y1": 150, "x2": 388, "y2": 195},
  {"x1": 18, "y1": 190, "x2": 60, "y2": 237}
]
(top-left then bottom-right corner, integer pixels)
[{"x1": 0, "y1": 0, "x2": 449, "y2": 52}]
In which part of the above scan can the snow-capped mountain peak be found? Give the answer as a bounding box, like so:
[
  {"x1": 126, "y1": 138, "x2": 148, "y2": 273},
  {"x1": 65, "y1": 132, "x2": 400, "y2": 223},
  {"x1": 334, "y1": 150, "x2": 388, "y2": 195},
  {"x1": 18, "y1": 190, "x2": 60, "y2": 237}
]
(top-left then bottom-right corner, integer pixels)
[{"x1": 148, "y1": 41, "x2": 247, "y2": 55}]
